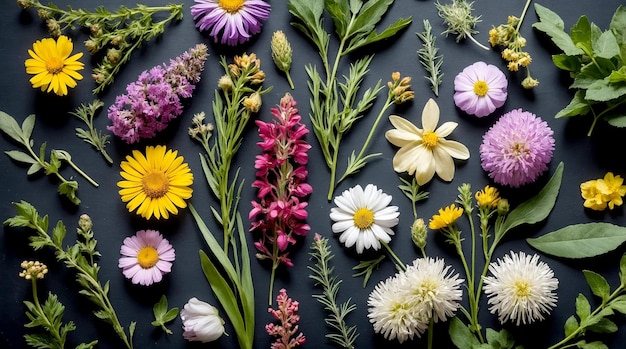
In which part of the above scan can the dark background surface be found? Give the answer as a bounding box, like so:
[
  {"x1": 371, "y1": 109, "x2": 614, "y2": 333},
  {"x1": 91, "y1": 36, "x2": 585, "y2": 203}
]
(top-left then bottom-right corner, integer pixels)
[{"x1": 1, "y1": 0, "x2": 626, "y2": 348}]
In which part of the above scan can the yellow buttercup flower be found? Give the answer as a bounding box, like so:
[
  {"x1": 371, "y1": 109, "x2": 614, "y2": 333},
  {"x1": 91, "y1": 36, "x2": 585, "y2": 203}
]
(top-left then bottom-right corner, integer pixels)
[
  {"x1": 118, "y1": 145, "x2": 193, "y2": 220},
  {"x1": 580, "y1": 173, "x2": 626, "y2": 211},
  {"x1": 580, "y1": 179, "x2": 606, "y2": 211},
  {"x1": 429, "y1": 205, "x2": 464, "y2": 230},
  {"x1": 24, "y1": 35, "x2": 84, "y2": 96},
  {"x1": 476, "y1": 185, "x2": 500, "y2": 208}
]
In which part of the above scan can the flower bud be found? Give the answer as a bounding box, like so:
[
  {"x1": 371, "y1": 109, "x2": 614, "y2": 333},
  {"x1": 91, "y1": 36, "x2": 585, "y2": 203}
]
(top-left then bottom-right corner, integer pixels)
[
  {"x1": 271, "y1": 31, "x2": 293, "y2": 74},
  {"x1": 521, "y1": 76, "x2": 539, "y2": 89},
  {"x1": 46, "y1": 19, "x2": 61, "y2": 38},
  {"x1": 217, "y1": 75, "x2": 233, "y2": 91},
  {"x1": 37, "y1": 9, "x2": 52, "y2": 19},
  {"x1": 78, "y1": 214, "x2": 93, "y2": 232},
  {"x1": 107, "y1": 48, "x2": 122, "y2": 64},
  {"x1": 411, "y1": 218, "x2": 428, "y2": 250},
  {"x1": 497, "y1": 198, "x2": 510, "y2": 216},
  {"x1": 181, "y1": 297, "x2": 225, "y2": 343},
  {"x1": 243, "y1": 92, "x2": 262, "y2": 113}
]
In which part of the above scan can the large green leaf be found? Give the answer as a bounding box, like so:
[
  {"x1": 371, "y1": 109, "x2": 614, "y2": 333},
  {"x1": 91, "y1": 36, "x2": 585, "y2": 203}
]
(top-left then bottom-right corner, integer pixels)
[
  {"x1": 555, "y1": 91, "x2": 591, "y2": 118},
  {"x1": 609, "y1": 5, "x2": 626, "y2": 62},
  {"x1": 494, "y1": 162, "x2": 563, "y2": 243},
  {"x1": 570, "y1": 15, "x2": 592, "y2": 54},
  {"x1": 0, "y1": 110, "x2": 26, "y2": 144},
  {"x1": 449, "y1": 317, "x2": 481, "y2": 349},
  {"x1": 527, "y1": 222, "x2": 626, "y2": 258},
  {"x1": 593, "y1": 30, "x2": 621, "y2": 59},
  {"x1": 533, "y1": 4, "x2": 584, "y2": 56},
  {"x1": 585, "y1": 78, "x2": 626, "y2": 102},
  {"x1": 324, "y1": 0, "x2": 351, "y2": 37}
]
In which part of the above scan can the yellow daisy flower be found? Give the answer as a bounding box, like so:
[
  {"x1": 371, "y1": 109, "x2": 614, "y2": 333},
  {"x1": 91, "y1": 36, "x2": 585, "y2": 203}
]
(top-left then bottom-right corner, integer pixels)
[
  {"x1": 429, "y1": 205, "x2": 464, "y2": 230},
  {"x1": 24, "y1": 35, "x2": 84, "y2": 96},
  {"x1": 475, "y1": 185, "x2": 500, "y2": 208},
  {"x1": 118, "y1": 145, "x2": 193, "y2": 220}
]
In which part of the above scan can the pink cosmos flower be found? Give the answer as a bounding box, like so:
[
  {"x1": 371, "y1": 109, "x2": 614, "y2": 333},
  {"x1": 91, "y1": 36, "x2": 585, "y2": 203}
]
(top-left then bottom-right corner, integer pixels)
[
  {"x1": 454, "y1": 61, "x2": 508, "y2": 117},
  {"x1": 191, "y1": 0, "x2": 271, "y2": 46},
  {"x1": 118, "y1": 230, "x2": 175, "y2": 286},
  {"x1": 480, "y1": 109, "x2": 555, "y2": 187}
]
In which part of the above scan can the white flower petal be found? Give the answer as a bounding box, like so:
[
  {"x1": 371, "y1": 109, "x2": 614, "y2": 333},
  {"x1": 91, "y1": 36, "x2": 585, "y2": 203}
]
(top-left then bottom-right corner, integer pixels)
[{"x1": 421, "y1": 98, "x2": 440, "y2": 131}]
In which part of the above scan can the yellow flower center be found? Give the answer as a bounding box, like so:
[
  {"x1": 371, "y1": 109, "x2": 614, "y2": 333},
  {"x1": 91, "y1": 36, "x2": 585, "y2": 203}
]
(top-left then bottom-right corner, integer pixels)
[
  {"x1": 422, "y1": 131, "x2": 439, "y2": 149},
  {"x1": 514, "y1": 280, "x2": 531, "y2": 298},
  {"x1": 142, "y1": 171, "x2": 169, "y2": 198},
  {"x1": 137, "y1": 246, "x2": 159, "y2": 268},
  {"x1": 46, "y1": 56, "x2": 64, "y2": 74},
  {"x1": 511, "y1": 142, "x2": 529, "y2": 157},
  {"x1": 353, "y1": 208, "x2": 374, "y2": 230},
  {"x1": 473, "y1": 80, "x2": 489, "y2": 97},
  {"x1": 218, "y1": 0, "x2": 245, "y2": 13}
]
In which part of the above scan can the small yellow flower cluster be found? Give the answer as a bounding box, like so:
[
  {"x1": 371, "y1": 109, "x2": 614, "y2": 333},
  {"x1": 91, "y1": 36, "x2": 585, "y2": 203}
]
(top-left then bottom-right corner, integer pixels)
[
  {"x1": 19, "y1": 260, "x2": 48, "y2": 280},
  {"x1": 489, "y1": 16, "x2": 538, "y2": 89},
  {"x1": 229, "y1": 53, "x2": 266, "y2": 84},
  {"x1": 388, "y1": 72, "x2": 415, "y2": 104},
  {"x1": 580, "y1": 172, "x2": 626, "y2": 211}
]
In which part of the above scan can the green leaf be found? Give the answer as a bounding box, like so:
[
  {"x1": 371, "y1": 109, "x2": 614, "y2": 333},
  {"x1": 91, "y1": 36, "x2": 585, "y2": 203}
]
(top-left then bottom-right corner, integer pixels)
[
  {"x1": 350, "y1": 0, "x2": 394, "y2": 36},
  {"x1": 576, "y1": 294, "x2": 591, "y2": 321},
  {"x1": 27, "y1": 162, "x2": 44, "y2": 176},
  {"x1": 609, "y1": 295, "x2": 626, "y2": 314},
  {"x1": 570, "y1": 15, "x2": 592, "y2": 54},
  {"x1": 581, "y1": 341, "x2": 609, "y2": 349},
  {"x1": 0, "y1": 110, "x2": 27, "y2": 144},
  {"x1": 555, "y1": 91, "x2": 591, "y2": 118},
  {"x1": 608, "y1": 66, "x2": 626, "y2": 83},
  {"x1": 496, "y1": 162, "x2": 563, "y2": 243},
  {"x1": 564, "y1": 315, "x2": 579, "y2": 337},
  {"x1": 533, "y1": 4, "x2": 584, "y2": 56},
  {"x1": 609, "y1": 5, "x2": 626, "y2": 61},
  {"x1": 587, "y1": 317, "x2": 618, "y2": 333},
  {"x1": 57, "y1": 181, "x2": 80, "y2": 205},
  {"x1": 527, "y1": 222, "x2": 626, "y2": 258},
  {"x1": 345, "y1": 17, "x2": 412, "y2": 55},
  {"x1": 325, "y1": 0, "x2": 351, "y2": 37},
  {"x1": 620, "y1": 253, "x2": 626, "y2": 286},
  {"x1": 21, "y1": 114, "x2": 36, "y2": 141},
  {"x1": 593, "y1": 30, "x2": 621, "y2": 59},
  {"x1": 583, "y1": 270, "x2": 611, "y2": 302},
  {"x1": 449, "y1": 317, "x2": 481, "y2": 349},
  {"x1": 5, "y1": 150, "x2": 36, "y2": 164},
  {"x1": 571, "y1": 59, "x2": 615, "y2": 89},
  {"x1": 585, "y1": 77, "x2": 626, "y2": 102},
  {"x1": 552, "y1": 54, "x2": 582, "y2": 72}
]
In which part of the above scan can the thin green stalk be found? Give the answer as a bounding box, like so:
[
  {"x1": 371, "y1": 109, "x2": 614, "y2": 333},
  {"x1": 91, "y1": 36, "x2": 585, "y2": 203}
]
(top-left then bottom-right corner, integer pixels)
[
  {"x1": 427, "y1": 317, "x2": 434, "y2": 349},
  {"x1": 515, "y1": 0, "x2": 533, "y2": 32},
  {"x1": 382, "y1": 241, "x2": 406, "y2": 271}
]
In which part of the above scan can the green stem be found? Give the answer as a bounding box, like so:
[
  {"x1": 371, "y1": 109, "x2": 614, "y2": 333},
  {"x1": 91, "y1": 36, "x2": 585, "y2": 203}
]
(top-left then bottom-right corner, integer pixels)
[
  {"x1": 268, "y1": 262, "x2": 278, "y2": 306},
  {"x1": 30, "y1": 279, "x2": 66, "y2": 347},
  {"x1": 427, "y1": 317, "x2": 434, "y2": 349},
  {"x1": 516, "y1": 0, "x2": 533, "y2": 32},
  {"x1": 467, "y1": 33, "x2": 490, "y2": 51},
  {"x1": 285, "y1": 71, "x2": 295, "y2": 90},
  {"x1": 65, "y1": 159, "x2": 99, "y2": 187},
  {"x1": 382, "y1": 241, "x2": 406, "y2": 271}
]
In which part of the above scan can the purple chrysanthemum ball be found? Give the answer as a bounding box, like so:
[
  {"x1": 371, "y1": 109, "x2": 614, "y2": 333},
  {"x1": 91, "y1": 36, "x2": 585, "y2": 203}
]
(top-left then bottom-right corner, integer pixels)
[{"x1": 479, "y1": 109, "x2": 555, "y2": 187}]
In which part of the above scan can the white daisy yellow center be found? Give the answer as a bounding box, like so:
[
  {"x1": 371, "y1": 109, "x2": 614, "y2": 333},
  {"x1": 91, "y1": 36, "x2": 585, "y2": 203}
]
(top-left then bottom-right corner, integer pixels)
[
  {"x1": 473, "y1": 80, "x2": 489, "y2": 97},
  {"x1": 218, "y1": 0, "x2": 245, "y2": 13},
  {"x1": 142, "y1": 171, "x2": 169, "y2": 198},
  {"x1": 514, "y1": 280, "x2": 531, "y2": 298},
  {"x1": 46, "y1": 56, "x2": 64, "y2": 74},
  {"x1": 137, "y1": 246, "x2": 159, "y2": 268},
  {"x1": 353, "y1": 207, "x2": 374, "y2": 230},
  {"x1": 422, "y1": 131, "x2": 439, "y2": 149}
]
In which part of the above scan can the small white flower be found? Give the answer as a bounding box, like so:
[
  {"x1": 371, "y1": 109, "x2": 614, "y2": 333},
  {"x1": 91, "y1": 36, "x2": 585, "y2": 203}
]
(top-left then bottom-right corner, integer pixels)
[
  {"x1": 330, "y1": 184, "x2": 400, "y2": 254},
  {"x1": 367, "y1": 274, "x2": 429, "y2": 343},
  {"x1": 403, "y1": 257, "x2": 464, "y2": 323},
  {"x1": 483, "y1": 251, "x2": 559, "y2": 325},
  {"x1": 180, "y1": 297, "x2": 225, "y2": 343}
]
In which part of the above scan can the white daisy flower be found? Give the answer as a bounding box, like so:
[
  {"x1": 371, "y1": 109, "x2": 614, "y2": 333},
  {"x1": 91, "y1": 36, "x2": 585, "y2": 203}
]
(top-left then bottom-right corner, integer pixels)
[
  {"x1": 483, "y1": 251, "x2": 559, "y2": 325},
  {"x1": 330, "y1": 184, "x2": 400, "y2": 254},
  {"x1": 403, "y1": 257, "x2": 464, "y2": 323},
  {"x1": 367, "y1": 274, "x2": 429, "y2": 343}
]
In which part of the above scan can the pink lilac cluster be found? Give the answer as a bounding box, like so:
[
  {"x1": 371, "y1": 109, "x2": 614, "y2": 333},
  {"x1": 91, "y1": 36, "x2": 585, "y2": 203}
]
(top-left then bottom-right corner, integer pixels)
[
  {"x1": 266, "y1": 288, "x2": 306, "y2": 349},
  {"x1": 249, "y1": 93, "x2": 312, "y2": 268},
  {"x1": 107, "y1": 44, "x2": 208, "y2": 144},
  {"x1": 480, "y1": 109, "x2": 555, "y2": 187}
]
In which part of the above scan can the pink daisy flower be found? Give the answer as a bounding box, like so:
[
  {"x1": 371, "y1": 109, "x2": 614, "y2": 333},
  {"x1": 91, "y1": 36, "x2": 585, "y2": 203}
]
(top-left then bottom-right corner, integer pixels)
[
  {"x1": 454, "y1": 61, "x2": 508, "y2": 117},
  {"x1": 480, "y1": 109, "x2": 555, "y2": 187},
  {"x1": 191, "y1": 0, "x2": 271, "y2": 46},
  {"x1": 118, "y1": 230, "x2": 175, "y2": 286}
]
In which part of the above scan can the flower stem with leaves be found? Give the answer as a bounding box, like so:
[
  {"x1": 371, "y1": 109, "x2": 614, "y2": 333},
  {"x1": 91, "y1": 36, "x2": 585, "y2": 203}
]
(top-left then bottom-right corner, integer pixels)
[
  {"x1": 4, "y1": 203, "x2": 135, "y2": 349},
  {"x1": 288, "y1": 0, "x2": 412, "y2": 200},
  {"x1": 71, "y1": 100, "x2": 112, "y2": 164},
  {"x1": 416, "y1": 19, "x2": 444, "y2": 96}
]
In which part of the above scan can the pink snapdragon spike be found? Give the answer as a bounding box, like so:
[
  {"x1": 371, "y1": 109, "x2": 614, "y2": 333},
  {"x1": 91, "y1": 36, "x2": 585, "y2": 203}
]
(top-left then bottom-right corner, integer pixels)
[
  {"x1": 250, "y1": 93, "x2": 312, "y2": 303},
  {"x1": 454, "y1": 61, "x2": 508, "y2": 117},
  {"x1": 480, "y1": 109, "x2": 555, "y2": 187},
  {"x1": 191, "y1": 0, "x2": 271, "y2": 46},
  {"x1": 266, "y1": 289, "x2": 306, "y2": 349},
  {"x1": 107, "y1": 44, "x2": 208, "y2": 144}
]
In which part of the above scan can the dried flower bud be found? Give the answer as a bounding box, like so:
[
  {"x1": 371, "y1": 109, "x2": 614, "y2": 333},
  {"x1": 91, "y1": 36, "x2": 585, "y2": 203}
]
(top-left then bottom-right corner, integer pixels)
[
  {"x1": 243, "y1": 92, "x2": 262, "y2": 113},
  {"x1": 249, "y1": 70, "x2": 266, "y2": 85},
  {"x1": 78, "y1": 214, "x2": 93, "y2": 232},
  {"x1": 107, "y1": 48, "x2": 122, "y2": 64},
  {"x1": 37, "y1": 8, "x2": 52, "y2": 19},
  {"x1": 522, "y1": 76, "x2": 540, "y2": 89},
  {"x1": 84, "y1": 39, "x2": 99, "y2": 55},
  {"x1": 46, "y1": 19, "x2": 61, "y2": 37},
  {"x1": 111, "y1": 35, "x2": 124, "y2": 47},
  {"x1": 217, "y1": 75, "x2": 233, "y2": 91},
  {"x1": 90, "y1": 24, "x2": 101, "y2": 35},
  {"x1": 411, "y1": 218, "x2": 428, "y2": 250},
  {"x1": 17, "y1": 0, "x2": 36, "y2": 10},
  {"x1": 271, "y1": 31, "x2": 293, "y2": 73}
]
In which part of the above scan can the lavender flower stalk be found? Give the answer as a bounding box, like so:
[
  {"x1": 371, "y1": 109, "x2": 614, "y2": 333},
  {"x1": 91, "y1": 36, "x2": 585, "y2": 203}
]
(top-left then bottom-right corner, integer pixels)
[{"x1": 107, "y1": 44, "x2": 208, "y2": 144}]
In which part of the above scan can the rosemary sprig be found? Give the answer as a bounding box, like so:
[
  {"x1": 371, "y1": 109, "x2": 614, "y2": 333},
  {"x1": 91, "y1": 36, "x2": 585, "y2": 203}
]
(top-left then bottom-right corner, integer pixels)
[
  {"x1": 17, "y1": 0, "x2": 184, "y2": 94},
  {"x1": 308, "y1": 234, "x2": 359, "y2": 349},
  {"x1": 0, "y1": 111, "x2": 98, "y2": 205},
  {"x1": 4, "y1": 203, "x2": 135, "y2": 349},
  {"x1": 416, "y1": 19, "x2": 444, "y2": 96},
  {"x1": 71, "y1": 100, "x2": 112, "y2": 165}
]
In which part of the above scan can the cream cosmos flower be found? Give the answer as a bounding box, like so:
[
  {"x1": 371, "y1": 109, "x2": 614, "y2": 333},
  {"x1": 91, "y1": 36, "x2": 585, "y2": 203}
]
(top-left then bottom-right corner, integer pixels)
[{"x1": 385, "y1": 98, "x2": 470, "y2": 185}]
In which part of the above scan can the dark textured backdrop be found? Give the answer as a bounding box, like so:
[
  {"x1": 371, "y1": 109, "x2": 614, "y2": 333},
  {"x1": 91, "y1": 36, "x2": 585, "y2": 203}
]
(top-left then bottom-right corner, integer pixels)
[{"x1": 1, "y1": 0, "x2": 625, "y2": 348}]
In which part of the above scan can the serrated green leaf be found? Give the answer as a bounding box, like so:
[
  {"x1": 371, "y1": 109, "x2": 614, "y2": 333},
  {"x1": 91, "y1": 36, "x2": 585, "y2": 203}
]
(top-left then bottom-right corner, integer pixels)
[
  {"x1": 325, "y1": 0, "x2": 351, "y2": 37},
  {"x1": 593, "y1": 30, "x2": 621, "y2": 59},
  {"x1": 570, "y1": 15, "x2": 592, "y2": 54},
  {"x1": 609, "y1": 5, "x2": 626, "y2": 61},
  {"x1": 555, "y1": 91, "x2": 591, "y2": 118},
  {"x1": 564, "y1": 315, "x2": 579, "y2": 337},
  {"x1": 576, "y1": 294, "x2": 591, "y2": 321},
  {"x1": 57, "y1": 181, "x2": 80, "y2": 205},
  {"x1": 0, "y1": 110, "x2": 26, "y2": 144},
  {"x1": 583, "y1": 270, "x2": 611, "y2": 302},
  {"x1": 585, "y1": 77, "x2": 626, "y2": 102},
  {"x1": 527, "y1": 222, "x2": 626, "y2": 258},
  {"x1": 5, "y1": 150, "x2": 36, "y2": 164},
  {"x1": 533, "y1": 4, "x2": 584, "y2": 56}
]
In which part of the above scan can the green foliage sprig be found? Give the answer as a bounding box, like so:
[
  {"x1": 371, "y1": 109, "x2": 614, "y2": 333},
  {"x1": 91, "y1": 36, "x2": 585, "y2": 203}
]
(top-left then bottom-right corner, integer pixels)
[
  {"x1": 308, "y1": 234, "x2": 359, "y2": 349},
  {"x1": 527, "y1": 222, "x2": 626, "y2": 258},
  {"x1": 71, "y1": 100, "x2": 112, "y2": 165},
  {"x1": 0, "y1": 112, "x2": 98, "y2": 205},
  {"x1": 435, "y1": 0, "x2": 490, "y2": 50},
  {"x1": 533, "y1": 4, "x2": 626, "y2": 136},
  {"x1": 288, "y1": 0, "x2": 412, "y2": 200},
  {"x1": 4, "y1": 203, "x2": 135, "y2": 349},
  {"x1": 416, "y1": 19, "x2": 444, "y2": 96},
  {"x1": 547, "y1": 254, "x2": 626, "y2": 349},
  {"x1": 151, "y1": 296, "x2": 179, "y2": 335},
  {"x1": 17, "y1": 0, "x2": 184, "y2": 94}
]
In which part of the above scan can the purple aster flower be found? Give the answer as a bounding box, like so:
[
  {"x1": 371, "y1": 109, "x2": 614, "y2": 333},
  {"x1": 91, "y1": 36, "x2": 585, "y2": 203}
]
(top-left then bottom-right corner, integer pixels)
[
  {"x1": 191, "y1": 0, "x2": 271, "y2": 46},
  {"x1": 480, "y1": 109, "x2": 555, "y2": 187},
  {"x1": 454, "y1": 61, "x2": 508, "y2": 117},
  {"x1": 118, "y1": 229, "x2": 175, "y2": 286},
  {"x1": 107, "y1": 44, "x2": 208, "y2": 144}
]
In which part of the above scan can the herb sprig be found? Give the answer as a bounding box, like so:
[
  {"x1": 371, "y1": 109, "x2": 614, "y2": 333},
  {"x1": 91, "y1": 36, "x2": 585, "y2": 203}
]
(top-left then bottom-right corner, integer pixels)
[
  {"x1": 0, "y1": 111, "x2": 98, "y2": 205},
  {"x1": 151, "y1": 296, "x2": 179, "y2": 335},
  {"x1": 4, "y1": 204, "x2": 135, "y2": 349},
  {"x1": 416, "y1": 19, "x2": 444, "y2": 96},
  {"x1": 436, "y1": 0, "x2": 490, "y2": 50},
  {"x1": 533, "y1": 4, "x2": 626, "y2": 136},
  {"x1": 17, "y1": 0, "x2": 184, "y2": 94},
  {"x1": 71, "y1": 100, "x2": 112, "y2": 165}
]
